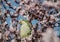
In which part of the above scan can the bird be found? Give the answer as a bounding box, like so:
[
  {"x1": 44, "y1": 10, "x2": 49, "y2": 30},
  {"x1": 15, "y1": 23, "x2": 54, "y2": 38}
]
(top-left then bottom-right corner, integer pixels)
[{"x1": 19, "y1": 19, "x2": 32, "y2": 38}]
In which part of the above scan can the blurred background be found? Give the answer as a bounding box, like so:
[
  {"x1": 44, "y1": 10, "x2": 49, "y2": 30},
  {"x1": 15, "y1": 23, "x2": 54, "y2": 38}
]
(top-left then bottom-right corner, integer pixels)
[{"x1": 0, "y1": 0, "x2": 60, "y2": 42}]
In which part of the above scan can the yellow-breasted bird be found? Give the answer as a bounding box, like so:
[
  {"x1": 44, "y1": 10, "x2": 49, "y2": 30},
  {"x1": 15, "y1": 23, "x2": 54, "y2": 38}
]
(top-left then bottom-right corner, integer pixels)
[{"x1": 19, "y1": 20, "x2": 31, "y2": 38}]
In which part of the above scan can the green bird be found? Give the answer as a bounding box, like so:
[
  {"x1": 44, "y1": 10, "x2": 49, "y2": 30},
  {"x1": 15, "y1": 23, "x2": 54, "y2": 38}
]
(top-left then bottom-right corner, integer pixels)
[{"x1": 19, "y1": 20, "x2": 32, "y2": 38}]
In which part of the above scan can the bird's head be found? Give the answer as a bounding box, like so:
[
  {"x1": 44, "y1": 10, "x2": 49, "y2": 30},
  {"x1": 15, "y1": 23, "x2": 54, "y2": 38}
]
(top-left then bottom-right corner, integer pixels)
[
  {"x1": 19, "y1": 19, "x2": 32, "y2": 28},
  {"x1": 19, "y1": 20, "x2": 27, "y2": 25}
]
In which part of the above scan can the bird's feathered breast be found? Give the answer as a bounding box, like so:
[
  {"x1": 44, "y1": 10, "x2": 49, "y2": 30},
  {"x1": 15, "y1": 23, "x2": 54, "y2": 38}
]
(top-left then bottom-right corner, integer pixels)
[{"x1": 20, "y1": 20, "x2": 31, "y2": 38}]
